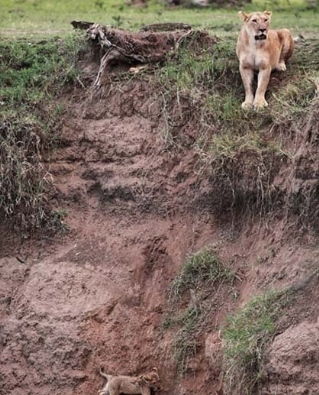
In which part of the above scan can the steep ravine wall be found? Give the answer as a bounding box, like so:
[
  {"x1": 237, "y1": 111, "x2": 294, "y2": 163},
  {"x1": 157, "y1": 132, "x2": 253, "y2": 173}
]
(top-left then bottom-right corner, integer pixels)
[{"x1": 1, "y1": 75, "x2": 319, "y2": 395}]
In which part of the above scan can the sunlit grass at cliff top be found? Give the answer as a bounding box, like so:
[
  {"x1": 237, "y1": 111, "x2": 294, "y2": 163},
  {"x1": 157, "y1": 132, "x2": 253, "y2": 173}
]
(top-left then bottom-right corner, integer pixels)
[{"x1": 0, "y1": 0, "x2": 317, "y2": 37}]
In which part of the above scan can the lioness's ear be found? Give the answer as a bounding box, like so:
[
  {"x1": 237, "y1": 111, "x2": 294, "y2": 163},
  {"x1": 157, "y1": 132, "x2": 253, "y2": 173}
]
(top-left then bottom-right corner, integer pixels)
[
  {"x1": 264, "y1": 10, "x2": 272, "y2": 18},
  {"x1": 238, "y1": 11, "x2": 249, "y2": 21}
]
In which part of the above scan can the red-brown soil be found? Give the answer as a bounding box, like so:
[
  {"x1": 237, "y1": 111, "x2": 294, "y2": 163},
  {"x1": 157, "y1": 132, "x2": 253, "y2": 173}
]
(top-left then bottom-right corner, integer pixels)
[{"x1": 1, "y1": 48, "x2": 319, "y2": 395}]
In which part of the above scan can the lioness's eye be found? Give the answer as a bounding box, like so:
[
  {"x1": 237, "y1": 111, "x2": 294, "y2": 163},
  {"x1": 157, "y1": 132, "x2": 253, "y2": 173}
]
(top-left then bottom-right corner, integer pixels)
[
  {"x1": 252, "y1": 19, "x2": 257, "y2": 23},
  {"x1": 264, "y1": 18, "x2": 268, "y2": 22}
]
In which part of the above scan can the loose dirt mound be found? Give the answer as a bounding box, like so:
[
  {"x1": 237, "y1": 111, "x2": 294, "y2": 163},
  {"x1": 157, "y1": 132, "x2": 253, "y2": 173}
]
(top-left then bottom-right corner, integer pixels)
[{"x1": 263, "y1": 319, "x2": 319, "y2": 395}]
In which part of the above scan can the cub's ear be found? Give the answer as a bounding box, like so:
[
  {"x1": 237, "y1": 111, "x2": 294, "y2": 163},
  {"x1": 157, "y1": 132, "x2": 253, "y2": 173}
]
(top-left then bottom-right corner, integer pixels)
[
  {"x1": 264, "y1": 10, "x2": 272, "y2": 18},
  {"x1": 238, "y1": 11, "x2": 249, "y2": 21}
]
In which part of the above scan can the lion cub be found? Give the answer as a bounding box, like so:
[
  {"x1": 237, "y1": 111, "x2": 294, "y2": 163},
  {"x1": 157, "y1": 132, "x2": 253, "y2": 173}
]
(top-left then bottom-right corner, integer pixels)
[
  {"x1": 236, "y1": 11, "x2": 294, "y2": 109},
  {"x1": 98, "y1": 367, "x2": 161, "y2": 395}
]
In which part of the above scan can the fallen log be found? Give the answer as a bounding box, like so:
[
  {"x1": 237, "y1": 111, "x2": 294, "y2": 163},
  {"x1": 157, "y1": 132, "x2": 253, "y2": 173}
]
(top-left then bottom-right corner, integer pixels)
[{"x1": 71, "y1": 21, "x2": 215, "y2": 88}]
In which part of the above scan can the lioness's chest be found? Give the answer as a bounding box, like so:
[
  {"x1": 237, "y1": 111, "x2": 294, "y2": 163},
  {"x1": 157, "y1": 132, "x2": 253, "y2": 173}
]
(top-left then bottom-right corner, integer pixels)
[{"x1": 240, "y1": 47, "x2": 272, "y2": 70}]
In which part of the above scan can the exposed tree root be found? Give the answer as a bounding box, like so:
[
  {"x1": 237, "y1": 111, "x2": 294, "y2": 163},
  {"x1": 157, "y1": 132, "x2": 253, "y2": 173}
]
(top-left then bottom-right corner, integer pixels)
[{"x1": 71, "y1": 21, "x2": 215, "y2": 88}]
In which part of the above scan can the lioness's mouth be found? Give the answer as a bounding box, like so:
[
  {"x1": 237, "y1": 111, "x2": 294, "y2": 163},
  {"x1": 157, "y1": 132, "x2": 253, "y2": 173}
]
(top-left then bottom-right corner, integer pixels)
[{"x1": 255, "y1": 34, "x2": 267, "y2": 40}]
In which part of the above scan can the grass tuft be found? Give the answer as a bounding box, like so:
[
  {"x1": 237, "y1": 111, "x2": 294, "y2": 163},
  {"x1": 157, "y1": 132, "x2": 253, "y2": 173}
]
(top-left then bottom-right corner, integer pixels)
[
  {"x1": 196, "y1": 130, "x2": 290, "y2": 218},
  {"x1": 171, "y1": 247, "x2": 235, "y2": 299},
  {"x1": 162, "y1": 247, "x2": 235, "y2": 375},
  {"x1": 222, "y1": 289, "x2": 287, "y2": 395},
  {"x1": 0, "y1": 35, "x2": 86, "y2": 232}
]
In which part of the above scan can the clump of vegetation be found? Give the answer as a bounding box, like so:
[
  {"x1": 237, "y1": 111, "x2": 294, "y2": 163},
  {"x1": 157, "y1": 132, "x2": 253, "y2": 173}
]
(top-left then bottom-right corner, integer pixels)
[
  {"x1": 163, "y1": 247, "x2": 235, "y2": 375},
  {"x1": 197, "y1": 130, "x2": 290, "y2": 218},
  {"x1": 0, "y1": 35, "x2": 85, "y2": 232},
  {"x1": 222, "y1": 289, "x2": 288, "y2": 395},
  {"x1": 170, "y1": 246, "x2": 235, "y2": 299},
  {"x1": 164, "y1": 306, "x2": 201, "y2": 375},
  {"x1": 155, "y1": 38, "x2": 243, "y2": 147}
]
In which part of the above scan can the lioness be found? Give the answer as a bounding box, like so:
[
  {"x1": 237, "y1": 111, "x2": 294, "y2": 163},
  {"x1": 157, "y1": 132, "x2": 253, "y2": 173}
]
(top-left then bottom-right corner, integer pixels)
[
  {"x1": 98, "y1": 367, "x2": 161, "y2": 395},
  {"x1": 236, "y1": 10, "x2": 294, "y2": 109}
]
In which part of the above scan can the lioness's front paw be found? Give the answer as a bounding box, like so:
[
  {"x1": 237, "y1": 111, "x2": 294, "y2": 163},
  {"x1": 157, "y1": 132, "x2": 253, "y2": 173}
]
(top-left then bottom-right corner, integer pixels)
[
  {"x1": 253, "y1": 99, "x2": 268, "y2": 109},
  {"x1": 241, "y1": 101, "x2": 253, "y2": 110},
  {"x1": 276, "y1": 62, "x2": 286, "y2": 71}
]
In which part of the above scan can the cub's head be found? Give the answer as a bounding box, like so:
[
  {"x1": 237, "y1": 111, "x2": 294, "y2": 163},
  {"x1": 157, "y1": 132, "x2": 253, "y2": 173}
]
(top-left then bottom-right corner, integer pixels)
[
  {"x1": 137, "y1": 368, "x2": 162, "y2": 391},
  {"x1": 239, "y1": 11, "x2": 272, "y2": 41}
]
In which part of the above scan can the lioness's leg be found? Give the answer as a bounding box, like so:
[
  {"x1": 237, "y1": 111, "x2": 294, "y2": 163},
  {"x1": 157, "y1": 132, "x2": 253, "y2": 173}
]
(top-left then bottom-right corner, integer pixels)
[
  {"x1": 254, "y1": 67, "x2": 271, "y2": 108},
  {"x1": 278, "y1": 29, "x2": 294, "y2": 63},
  {"x1": 239, "y1": 65, "x2": 254, "y2": 109}
]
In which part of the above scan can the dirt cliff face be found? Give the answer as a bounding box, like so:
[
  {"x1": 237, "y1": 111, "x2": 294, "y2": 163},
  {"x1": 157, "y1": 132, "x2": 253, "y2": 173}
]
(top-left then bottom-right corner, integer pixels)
[
  {"x1": 1, "y1": 55, "x2": 319, "y2": 395},
  {"x1": 0, "y1": 77, "x2": 220, "y2": 395}
]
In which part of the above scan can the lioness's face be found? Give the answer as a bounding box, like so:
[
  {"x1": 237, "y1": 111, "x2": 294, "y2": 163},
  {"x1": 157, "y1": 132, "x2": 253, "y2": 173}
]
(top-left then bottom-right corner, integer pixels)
[{"x1": 239, "y1": 11, "x2": 272, "y2": 41}]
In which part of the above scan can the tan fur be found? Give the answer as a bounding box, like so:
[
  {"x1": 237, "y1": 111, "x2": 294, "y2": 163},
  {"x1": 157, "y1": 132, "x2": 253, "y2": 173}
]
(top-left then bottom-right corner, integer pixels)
[
  {"x1": 99, "y1": 367, "x2": 161, "y2": 395},
  {"x1": 236, "y1": 10, "x2": 294, "y2": 109}
]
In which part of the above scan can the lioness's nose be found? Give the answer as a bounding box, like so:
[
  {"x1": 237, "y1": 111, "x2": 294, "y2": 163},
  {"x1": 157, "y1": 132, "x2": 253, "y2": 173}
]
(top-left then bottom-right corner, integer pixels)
[{"x1": 259, "y1": 28, "x2": 266, "y2": 33}]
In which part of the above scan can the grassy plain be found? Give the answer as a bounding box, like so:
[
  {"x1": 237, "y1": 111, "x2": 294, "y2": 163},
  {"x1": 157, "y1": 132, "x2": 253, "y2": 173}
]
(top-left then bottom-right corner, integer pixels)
[{"x1": 0, "y1": 0, "x2": 318, "y2": 37}]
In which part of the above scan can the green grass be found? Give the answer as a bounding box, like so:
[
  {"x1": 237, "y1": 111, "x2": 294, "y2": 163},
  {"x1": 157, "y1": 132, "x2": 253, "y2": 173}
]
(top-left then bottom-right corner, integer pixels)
[
  {"x1": 0, "y1": 0, "x2": 318, "y2": 38},
  {"x1": 0, "y1": 35, "x2": 85, "y2": 232},
  {"x1": 172, "y1": 307, "x2": 201, "y2": 375},
  {"x1": 195, "y1": 129, "x2": 290, "y2": 217},
  {"x1": 154, "y1": 37, "x2": 242, "y2": 150},
  {"x1": 170, "y1": 247, "x2": 235, "y2": 299},
  {"x1": 162, "y1": 305, "x2": 201, "y2": 375},
  {"x1": 162, "y1": 247, "x2": 235, "y2": 375},
  {"x1": 202, "y1": 131, "x2": 288, "y2": 161},
  {"x1": 222, "y1": 289, "x2": 288, "y2": 395},
  {"x1": 0, "y1": 36, "x2": 81, "y2": 106},
  {"x1": 0, "y1": 0, "x2": 234, "y2": 35}
]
